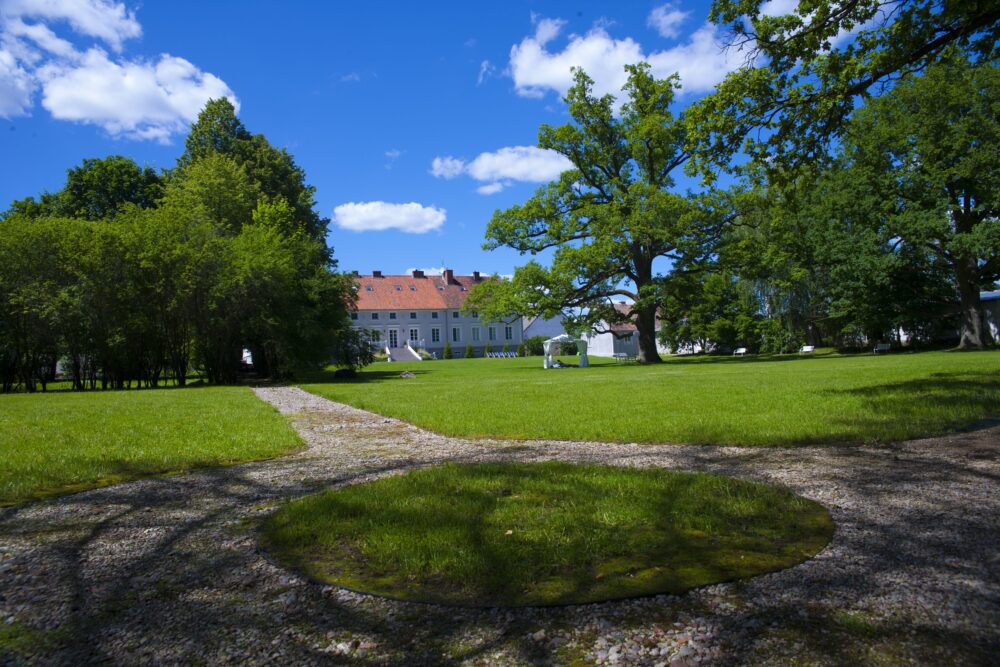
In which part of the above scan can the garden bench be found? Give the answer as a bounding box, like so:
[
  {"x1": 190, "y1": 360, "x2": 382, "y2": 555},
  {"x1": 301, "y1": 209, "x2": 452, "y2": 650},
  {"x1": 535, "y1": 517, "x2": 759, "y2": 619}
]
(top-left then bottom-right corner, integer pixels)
[
  {"x1": 873, "y1": 342, "x2": 891, "y2": 354},
  {"x1": 613, "y1": 352, "x2": 637, "y2": 362},
  {"x1": 799, "y1": 345, "x2": 815, "y2": 354},
  {"x1": 733, "y1": 347, "x2": 748, "y2": 356}
]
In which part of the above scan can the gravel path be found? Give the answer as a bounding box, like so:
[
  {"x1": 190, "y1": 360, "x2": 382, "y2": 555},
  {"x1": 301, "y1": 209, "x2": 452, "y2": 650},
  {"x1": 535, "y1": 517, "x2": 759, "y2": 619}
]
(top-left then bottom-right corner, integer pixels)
[{"x1": 1, "y1": 386, "x2": 998, "y2": 665}]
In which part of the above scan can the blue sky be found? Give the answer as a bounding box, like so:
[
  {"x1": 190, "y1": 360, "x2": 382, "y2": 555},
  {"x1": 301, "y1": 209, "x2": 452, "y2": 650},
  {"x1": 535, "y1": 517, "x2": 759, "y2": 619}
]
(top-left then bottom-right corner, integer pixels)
[{"x1": 0, "y1": 0, "x2": 782, "y2": 276}]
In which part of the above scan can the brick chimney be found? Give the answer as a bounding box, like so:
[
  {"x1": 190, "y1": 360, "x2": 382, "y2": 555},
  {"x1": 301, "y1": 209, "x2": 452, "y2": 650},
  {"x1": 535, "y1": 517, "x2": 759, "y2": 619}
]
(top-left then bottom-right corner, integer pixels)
[
  {"x1": 350, "y1": 270, "x2": 359, "y2": 276},
  {"x1": 472, "y1": 271, "x2": 481, "y2": 281},
  {"x1": 372, "y1": 270, "x2": 382, "y2": 278},
  {"x1": 443, "y1": 269, "x2": 455, "y2": 284},
  {"x1": 411, "y1": 269, "x2": 425, "y2": 278}
]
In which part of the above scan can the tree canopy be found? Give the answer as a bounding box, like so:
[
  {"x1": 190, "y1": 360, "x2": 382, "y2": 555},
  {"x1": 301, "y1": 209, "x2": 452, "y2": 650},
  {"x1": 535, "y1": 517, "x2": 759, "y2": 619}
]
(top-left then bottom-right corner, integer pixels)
[
  {"x1": 0, "y1": 100, "x2": 356, "y2": 393},
  {"x1": 471, "y1": 64, "x2": 741, "y2": 362},
  {"x1": 688, "y1": 0, "x2": 1000, "y2": 177}
]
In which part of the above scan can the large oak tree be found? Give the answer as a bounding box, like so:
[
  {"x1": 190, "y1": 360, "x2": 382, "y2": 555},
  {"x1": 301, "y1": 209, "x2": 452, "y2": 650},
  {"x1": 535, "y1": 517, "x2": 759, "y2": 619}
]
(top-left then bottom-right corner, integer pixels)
[{"x1": 474, "y1": 65, "x2": 737, "y2": 363}]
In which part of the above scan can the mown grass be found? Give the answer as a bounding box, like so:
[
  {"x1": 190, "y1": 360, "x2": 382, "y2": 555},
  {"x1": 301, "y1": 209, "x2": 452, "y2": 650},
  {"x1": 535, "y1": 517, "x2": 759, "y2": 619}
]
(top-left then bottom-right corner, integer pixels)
[
  {"x1": 260, "y1": 462, "x2": 833, "y2": 607},
  {"x1": 0, "y1": 386, "x2": 301, "y2": 505},
  {"x1": 300, "y1": 349, "x2": 1000, "y2": 446}
]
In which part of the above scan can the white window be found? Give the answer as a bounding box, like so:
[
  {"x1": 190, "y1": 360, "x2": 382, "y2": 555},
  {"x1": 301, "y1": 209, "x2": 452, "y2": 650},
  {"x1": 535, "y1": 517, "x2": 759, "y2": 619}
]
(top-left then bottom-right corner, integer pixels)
[
  {"x1": 370, "y1": 329, "x2": 381, "y2": 342},
  {"x1": 409, "y1": 328, "x2": 419, "y2": 342},
  {"x1": 389, "y1": 312, "x2": 397, "y2": 320},
  {"x1": 470, "y1": 311, "x2": 478, "y2": 318},
  {"x1": 488, "y1": 326, "x2": 496, "y2": 341},
  {"x1": 431, "y1": 328, "x2": 440, "y2": 343},
  {"x1": 452, "y1": 327, "x2": 461, "y2": 343},
  {"x1": 504, "y1": 326, "x2": 513, "y2": 341},
  {"x1": 408, "y1": 285, "x2": 416, "y2": 291},
  {"x1": 371, "y1": 312, "x2": 379, "y2": 320},
  {"x1": 431, "y1": 312, "x2": 439, "y2": 319},
  {"x1": 472, "y1": 327, "x2": 480, "y2": 342},
  {"x1": 453, "y1": 311, "x2": 460, "y2": 318},
  {"x1": 350, "y1": 312, "x2": 358, "y2": 320},
  {"x1": 393, "y1": 285, "x2": 402, "y2": 291},
  {"x1": 409, "y1": 312, "x2": 417, "y2": 319}
]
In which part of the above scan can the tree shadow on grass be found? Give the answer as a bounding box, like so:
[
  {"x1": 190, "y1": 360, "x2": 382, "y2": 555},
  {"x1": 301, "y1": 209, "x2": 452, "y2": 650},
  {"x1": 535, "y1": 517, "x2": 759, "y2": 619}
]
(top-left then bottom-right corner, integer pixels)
[
  {"x1": 820, "y1": 370, "x2": 1000, "y2": 444},
  {"x1": 1, "y1": 427, "x2": 998, "y2": 665}
]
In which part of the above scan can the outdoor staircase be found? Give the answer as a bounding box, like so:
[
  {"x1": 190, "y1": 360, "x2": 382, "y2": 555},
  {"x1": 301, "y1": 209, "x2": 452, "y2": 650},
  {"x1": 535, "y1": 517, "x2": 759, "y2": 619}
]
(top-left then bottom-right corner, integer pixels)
[{"x1": 388, "y1": 345, "x2": 421, "y2": 362}]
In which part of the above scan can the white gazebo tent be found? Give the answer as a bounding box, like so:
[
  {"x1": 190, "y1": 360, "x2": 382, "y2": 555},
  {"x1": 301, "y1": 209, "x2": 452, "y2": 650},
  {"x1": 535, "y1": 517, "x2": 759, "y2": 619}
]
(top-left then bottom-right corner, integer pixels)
[{"x1": 543, "y1": 334, "x2": 589, "y2": 369}]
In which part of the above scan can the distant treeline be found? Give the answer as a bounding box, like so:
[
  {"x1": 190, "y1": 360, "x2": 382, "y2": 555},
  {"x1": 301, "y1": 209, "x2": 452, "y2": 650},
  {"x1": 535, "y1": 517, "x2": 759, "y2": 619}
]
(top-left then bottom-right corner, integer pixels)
[{"x1": 0, "y1": 99, "x2": 356, "y2": 392}]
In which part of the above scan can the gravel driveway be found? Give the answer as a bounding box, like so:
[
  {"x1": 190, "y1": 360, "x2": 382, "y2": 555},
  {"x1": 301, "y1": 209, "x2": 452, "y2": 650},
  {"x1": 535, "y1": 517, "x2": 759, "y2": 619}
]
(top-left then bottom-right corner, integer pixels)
[{"x1": 1, "y1": 386, "x2": 997, "y2": 665}]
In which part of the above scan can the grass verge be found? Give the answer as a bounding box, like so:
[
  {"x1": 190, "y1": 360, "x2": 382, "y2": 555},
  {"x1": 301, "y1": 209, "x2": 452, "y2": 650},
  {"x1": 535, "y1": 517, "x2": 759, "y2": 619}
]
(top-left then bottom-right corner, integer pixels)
[
  {"x1": 300, "y1": 350, "x2": 1000, "y2": 446},
  {"x1": 0, "y1": 386, "x2": 301, "y2": 505},
  {"x1": 260, "y1": 462, "x2": 833, "y2": 607}
]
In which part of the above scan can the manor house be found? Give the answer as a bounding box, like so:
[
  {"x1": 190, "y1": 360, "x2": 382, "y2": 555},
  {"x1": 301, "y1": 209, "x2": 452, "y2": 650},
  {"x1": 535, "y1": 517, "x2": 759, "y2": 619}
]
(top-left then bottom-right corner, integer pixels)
[{"x1": 350, "y1": 269, "x2": 524, "y2": 360}]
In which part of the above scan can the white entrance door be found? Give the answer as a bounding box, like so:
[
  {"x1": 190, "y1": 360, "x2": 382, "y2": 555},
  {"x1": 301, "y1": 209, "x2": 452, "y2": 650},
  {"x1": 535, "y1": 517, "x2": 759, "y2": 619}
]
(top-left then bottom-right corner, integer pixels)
[{"x1": 388, "y1": 329, "x2": 399, "y2": 348}]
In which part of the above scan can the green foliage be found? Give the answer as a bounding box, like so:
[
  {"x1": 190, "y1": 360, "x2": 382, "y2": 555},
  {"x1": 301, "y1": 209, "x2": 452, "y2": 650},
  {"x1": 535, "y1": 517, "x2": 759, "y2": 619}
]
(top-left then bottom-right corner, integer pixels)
[
  {"x1": 689, "y1": 0, "x2": 1000, "y2": 177},
  {"x1": 301, "y1": 351, "x2": 1000, "y2": 447},
  {"x1": 484, "y1": 342, "x2": 492, "y2": 355},
  {"x1": 516, "y1": 341, "x2": 526, "y2": 357},
  {"x1": 330, "y1": 328, "x2": 376, "y2": 371},
  {"x1": 62, "y1": 155, "x2": 163, "y2": 219},
  {"x1": 837, "y1": 55, "x2": 998, "y2": 348},
  {"x1": 658, "y1": 271, "x2": 765, "y2": 353},
  {"x1": 473, "y1": 65, "x2": 741, "y2": 362},
  {"x1": 464, "y1": 342, "x2": 473, "y2": 359},
  {"x1": 261, "y1": 462, "x2": 832, "y2": 606},
  {"x1": 501, "y1": 343, "x2": 510, "y2": 354},
  {"x1": 524, "y1": 336, "x2": 545, "y2": 356},
  {"x1": 442, "y1": 340, "x2": 452, "y2": 359},
  {"x1": 0, "y1": 387, "x2": 301, "y2": 505},
  {"x1": 0, "y1": 100, "x2": 356, "y2": 392},
  {"x1": 178, "y1": 98, "x2": 328, "y2": 241}
]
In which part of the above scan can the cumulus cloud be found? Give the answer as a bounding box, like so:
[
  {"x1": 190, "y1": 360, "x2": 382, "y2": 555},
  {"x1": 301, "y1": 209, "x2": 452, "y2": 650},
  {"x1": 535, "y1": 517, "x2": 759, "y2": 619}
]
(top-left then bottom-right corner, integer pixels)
[
  {"x1": 509, "y1": 14, "x2": 753, "y2": 100},
  {"x1": 37, "y1": 49, "x2": 236, "y2": 141},
  {"x1": 430, "y1": 155, "x2": 466, "y2": 179},
  {"x1": 3, "y1": 0, "x2": 141, "y2": 52},
  {"x1": 647, "y1": 4, "x2": 689, "y2": 39},
  {"x1": 0, "y1": 49, "x2": 35, "y2": 115},
  {"x1": 432, "y1": 146, "x2": 573, "y2": 194},
  {"x1": 333, "y1": 202, "x2": 446, "y2": 234},
  {"x1": 0, "y1": 0, "x2": 236, "y2": 139}
]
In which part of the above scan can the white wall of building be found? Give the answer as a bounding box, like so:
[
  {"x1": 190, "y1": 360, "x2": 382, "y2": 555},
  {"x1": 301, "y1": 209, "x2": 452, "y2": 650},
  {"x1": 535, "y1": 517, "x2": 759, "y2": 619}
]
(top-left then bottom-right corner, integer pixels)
[{"x1": 350, "y1": 309, "x2": 522, "y2": 354}]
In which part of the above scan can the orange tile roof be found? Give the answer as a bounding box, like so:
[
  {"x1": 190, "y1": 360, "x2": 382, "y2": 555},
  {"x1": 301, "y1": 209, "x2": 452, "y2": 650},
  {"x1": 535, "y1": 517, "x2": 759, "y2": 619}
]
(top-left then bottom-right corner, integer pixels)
[{"x1": 351, "y1": 271, "x2": 484, "y2": 311}]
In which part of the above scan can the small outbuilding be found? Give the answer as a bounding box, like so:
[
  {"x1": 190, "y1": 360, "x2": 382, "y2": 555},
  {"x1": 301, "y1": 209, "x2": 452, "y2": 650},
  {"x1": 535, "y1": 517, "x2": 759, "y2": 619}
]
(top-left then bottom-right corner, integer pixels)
[{"x1": 543, "y1": 334, "x2": 589, "y2": 369}]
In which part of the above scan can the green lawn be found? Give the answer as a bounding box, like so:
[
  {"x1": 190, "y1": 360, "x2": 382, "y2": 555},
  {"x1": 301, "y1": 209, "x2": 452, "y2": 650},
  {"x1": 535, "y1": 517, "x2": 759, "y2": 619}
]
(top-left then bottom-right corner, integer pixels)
[
  {"x1": 0, "y1": 386, "x2": 301, "y2": 505},
  {"x1": 301, "y1": 350, "x2": 1000, "y2": 447},
  {"x1": 260, "y1": 462, "x2": 833, "y2": 606}
]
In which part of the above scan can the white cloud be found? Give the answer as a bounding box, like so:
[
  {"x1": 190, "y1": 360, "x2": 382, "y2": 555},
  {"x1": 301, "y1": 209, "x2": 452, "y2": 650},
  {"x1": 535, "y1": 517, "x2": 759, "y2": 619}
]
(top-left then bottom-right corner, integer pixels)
[
  {"x1": 333, "y1": 201, "x2": 446, "y2": 234},
  {"x1": 0, "y1": 49, "x2": 35, "y2": 116},
  {"x1": 509, "y1": 15, "x2": 752, "y2": 100},
  {"x1": 340, "y1": 72, "x2": 361, "y2": 82},
  {"x1": 431, "y1": 146, "x2": 573, "y2": 195},
  {"x1": 476, "y1": 59, "x2": 495, "y2": 85},
  {"x1": 430, "y1": 155, "x2": 466, "y2": 179},
  {"x1": 405, "y1": 266, "x2": 445, "y2": 276},
  {"x1": 467, "y1": 146, "x2": 572, "y2": 182},
  {"x1": 647, "y1": 4, "x2": 689, "y2": 39},
  {"x1": 38, "y1": 49, "x2": 236, "y2": 142},
  {"x1": 3, "y1": 0, "x2": 141, "y2": 52},
  {"x1": 476, "y1": 181, "x2": 508, "y2": 195},
  {"x1": 760, "y1": 0, "x2": 799, "y2": 17},
  {"x1": 646, "y1": 24, "x2": 751, "y2": 94},
  {"x1": 5, "y1": 18, "x2": 78, "y2": 58},
  {"x1": 0, "y1": 0, "x2": 237, "y2": 138}
]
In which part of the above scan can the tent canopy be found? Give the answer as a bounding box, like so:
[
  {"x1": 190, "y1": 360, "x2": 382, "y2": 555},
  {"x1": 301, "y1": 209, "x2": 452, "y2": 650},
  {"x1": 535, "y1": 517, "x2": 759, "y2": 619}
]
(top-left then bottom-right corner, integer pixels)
[{"x1": 543, "y1": 334, "x2": 589, "y2": 368}]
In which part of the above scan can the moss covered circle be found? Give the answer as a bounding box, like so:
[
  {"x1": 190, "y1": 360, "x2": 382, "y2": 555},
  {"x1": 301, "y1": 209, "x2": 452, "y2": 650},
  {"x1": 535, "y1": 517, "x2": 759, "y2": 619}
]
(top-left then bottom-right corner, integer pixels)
[{"x1": 260, "y1": 462, "x2": 833, "y2": 607}]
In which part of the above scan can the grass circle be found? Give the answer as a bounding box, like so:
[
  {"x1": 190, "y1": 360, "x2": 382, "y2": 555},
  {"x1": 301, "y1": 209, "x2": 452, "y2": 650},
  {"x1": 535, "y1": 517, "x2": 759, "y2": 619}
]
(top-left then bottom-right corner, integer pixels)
[{"x1": 260, "y1": 462, "x2": 833, "y2": 607}]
